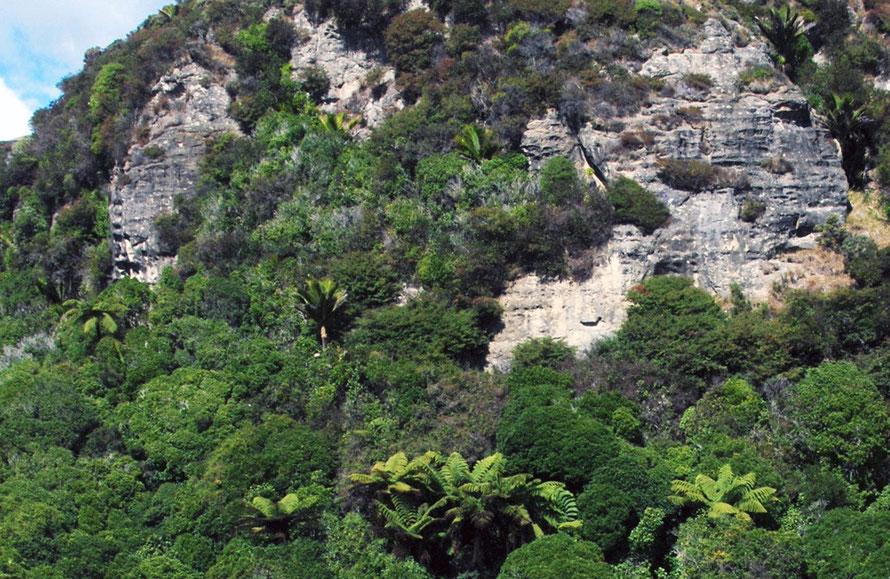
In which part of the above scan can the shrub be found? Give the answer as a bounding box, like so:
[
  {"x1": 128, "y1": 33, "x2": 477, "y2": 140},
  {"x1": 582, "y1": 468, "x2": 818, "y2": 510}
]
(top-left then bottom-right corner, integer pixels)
[
  {"x1": 682, "y1": 73, "x2": 713, "y2": 91},
  {"x1": 540, "y1": 156, "x2": 584, "y2": 205},
  {"x1": 346, "y1": 295, "x2": 490, "y2": 367},
  {"x1": 497, "y1": 404, "x2": 620, "y2": 489},
  {"x1": 787, "y1": 361, "x2": 890, "y2": 484},
  {"x1": 384, "y1": 10, "x2": 445, "y2": 74},
  {"x1": 656, "y1": 158, "x2": 720, "y2": 191},
  {"x1": 739, "y1": 197, "x2": 766, "y2": 222},
  {"x1": 498, "y1": 534, "x2": 613, "y2": 578},
  {"x1": 511, "y1": 337, "x2": 575, "y2": 371},
  {"x1": 576, "y1": 483, "x2": 636, "y2": 555},
  {"x1": 299, "y1": 66, "x2": 330, "y2": 103},
  {"x1": 605, "y1": 176, "x2": 670, "y2": 234},
  {"x1": 586, "y1": 0, "x2": 636, "y2": 26}
]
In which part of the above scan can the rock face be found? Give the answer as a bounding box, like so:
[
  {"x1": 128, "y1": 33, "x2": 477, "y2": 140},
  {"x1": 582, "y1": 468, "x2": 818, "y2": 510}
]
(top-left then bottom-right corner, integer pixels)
[
  {"x1": 490, "y1": 19, "x2": 849, "y2": 370},
  {"x1": 290, "y1": 8, "x2": 404, "y2": 132},
  {"x1": 110, "y1": 61, "x2": 241, "y2": 283},
  {"x1": 110, "y1": 7, "x2": 401, "y2": 283}
]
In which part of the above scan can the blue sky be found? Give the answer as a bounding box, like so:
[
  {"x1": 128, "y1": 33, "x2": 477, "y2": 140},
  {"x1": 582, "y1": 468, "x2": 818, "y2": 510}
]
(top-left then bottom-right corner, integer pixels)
[{"x1": 0, "y1": 1, "x2": 173, "y2": 140}]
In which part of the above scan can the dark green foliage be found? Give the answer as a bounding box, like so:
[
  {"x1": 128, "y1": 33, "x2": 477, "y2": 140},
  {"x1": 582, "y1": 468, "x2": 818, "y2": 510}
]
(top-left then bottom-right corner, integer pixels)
[
  {"x1": 576, "y1": 483, "x2": 635, "y2": 554},
  {"x1": 656, "y1": 158, "x2": 722, "y2": 192},
  {"x1": 603, "y1": 276, "x2": 728, "y2": 383},
  {"x1": 203, "y1": 414, "x2": 336, "y2": 497},
  {"x1": 539, "y1": 156, "x2": 584, "y2": 205},
  {"x1": 756, "y1": 5, "x2": 813, "y2": 77},
  {"x1": 347, "y1": 295, "x2": 489, "y2": 367},
  {"x1": 786, "y1": 361, "x2": 890, "y2": 484},
  {"x1": 803, "y1": 506, "x2": 890, "y2": 578},
  {"x1": 606, "y1": 176, "x2": 670, "y2": 234},
  {"x1": 511, "y1": 337, "x2": 575, "y2": 371},
  {"x1": 385, "y1": 10, "x2": 445, "y2": 74},
  {"x1": 498, "y1": 533, "x2": 614, "y2": 578},
  {"x1": 739, "y1": 197, "x2": 767, "y2": 223},
  {"x1": 498, "y1": 404, "x2": 620, "y2": 489},
  {"x1": 781, "y1": 285, "x2": 890, "y2": 363},
  {"x1": 0, "y1": 362, "x2": 98, "y2": 457},
  {"x1": 299, "y1": 66, "x2": 331, "y2": 103}
]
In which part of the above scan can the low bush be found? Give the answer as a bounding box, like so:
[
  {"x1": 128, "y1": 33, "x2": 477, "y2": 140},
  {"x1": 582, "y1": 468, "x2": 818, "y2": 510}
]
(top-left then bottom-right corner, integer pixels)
[
  {"x1": 656, "y1": 158, "x2": 745, "y2": 192},
  {"x1": 739, "y1": 197, "x2": 767, "y2": 222},
  {"x1": 605, "y1": 176, "x2": 670, "y2": 234}
]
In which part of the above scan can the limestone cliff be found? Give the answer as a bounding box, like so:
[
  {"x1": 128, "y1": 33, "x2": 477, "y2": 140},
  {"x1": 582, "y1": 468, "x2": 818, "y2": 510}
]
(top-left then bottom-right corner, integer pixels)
[
  {"x1": 105, "y1": 11, "x2": 850, "y2": 369},
  {"x1": 488, "y1": 19, "x2": 848, "y2": 369}
]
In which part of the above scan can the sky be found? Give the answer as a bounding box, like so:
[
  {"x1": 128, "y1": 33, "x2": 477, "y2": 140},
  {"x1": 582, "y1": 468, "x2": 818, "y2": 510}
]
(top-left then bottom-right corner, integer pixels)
[{"x1": 0, "y1": 0, "x2": 173, "y2": 140}]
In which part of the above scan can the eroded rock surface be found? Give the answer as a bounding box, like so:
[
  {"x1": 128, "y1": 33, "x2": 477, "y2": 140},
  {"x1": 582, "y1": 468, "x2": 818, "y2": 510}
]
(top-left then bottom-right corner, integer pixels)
[
  {"x1": 110, "y1": 61, "x2": 241, "y2": 283},
  {"x1": 290, "y1": 8, "x2": 404, "y2": 131},
  {"x1": 491, "y1": 19, "x2": 849, "y2": 369}
]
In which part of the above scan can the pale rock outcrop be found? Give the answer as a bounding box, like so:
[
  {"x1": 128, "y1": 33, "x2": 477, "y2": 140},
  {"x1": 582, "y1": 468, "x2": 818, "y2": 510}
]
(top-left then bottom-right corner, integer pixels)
[
  {"x1": 290, "y1": 8, "x2": 403, "y2": 131},
  {"x1": 490, "y1": 19, "x2": 849, "y2": 370},
  {"x1": 110, "y1": 61, "x2": 240, "y2": 283}
]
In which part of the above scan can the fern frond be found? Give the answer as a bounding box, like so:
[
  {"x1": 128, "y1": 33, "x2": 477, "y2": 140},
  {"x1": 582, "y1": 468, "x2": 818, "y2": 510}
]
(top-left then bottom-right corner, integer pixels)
[{"x1": 250, "y1": 496, "x2": 277, "y2": 518}]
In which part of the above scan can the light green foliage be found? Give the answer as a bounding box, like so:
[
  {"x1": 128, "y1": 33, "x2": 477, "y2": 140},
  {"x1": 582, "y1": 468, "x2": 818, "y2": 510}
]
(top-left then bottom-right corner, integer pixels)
[
  {"x1": 323, "y1": 513, "x2": 432, "y2": 579},
  {"x1": 245, "y1": 484, "x2": 330, "y2": 543},
  {"x1": 675, "y1": 515, "x2": 805, "y2": 578},
  {"x1": 498, "y1": 533, "x2": 614, "y2": 578},
  {"x1": 628, "y1": 507, "x2": 666, "y2": 554},
  {"x1": 88, "y1": 63, "x2": 126, "y2": 120},
  {"x1": 670, "y1": 464, "x2": 777, "y2": 522},
  {"x1": 681, "y1": 377, "x2": 767, "y2": 440},
  {"x1": 205, "y1": 536, "x2": 330, "y2": 579},
  {"x1": 317, "y1": 111, "x2": 360, "y2": 135},
  {"x1": 113, "y1": 368, "x2": 246, "y2": 481},
  {"x1": 415, "y1": 152, "x2": 470, "y2": 204},
  {"x1": 787, "y1": 361, "x2": 890, "y2": 483}
]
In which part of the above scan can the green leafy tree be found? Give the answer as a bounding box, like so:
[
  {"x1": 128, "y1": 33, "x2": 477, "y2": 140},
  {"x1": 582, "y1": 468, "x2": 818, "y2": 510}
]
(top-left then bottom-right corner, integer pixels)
[
  {"x1": 295, "y1": 278, "x2": 347, "y2": 349},
  {"x1": 454, "y1": 124, "x2": 500, "y2": 163},
  {"x1": 498, "y1": 533, "x2": 615, "y2": 578},
  {"x1": 670, "y1": 464, "x2": 776, "y2": 522},
  {"x1": 786, "y1": 361, "x2": 890, "y2": 484}
]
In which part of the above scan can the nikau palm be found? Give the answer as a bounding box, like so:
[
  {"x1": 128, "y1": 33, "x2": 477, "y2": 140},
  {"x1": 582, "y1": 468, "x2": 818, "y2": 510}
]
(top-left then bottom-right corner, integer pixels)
[
  {"x1": 294, "y1": 278, "x2": 347, "y2": 349},
  {"x1": 669, "y1": 464, "x2": 776, "y2": 522},
  {"x1": 454, "y1": 124, "x2": 500, "y2": 163}
]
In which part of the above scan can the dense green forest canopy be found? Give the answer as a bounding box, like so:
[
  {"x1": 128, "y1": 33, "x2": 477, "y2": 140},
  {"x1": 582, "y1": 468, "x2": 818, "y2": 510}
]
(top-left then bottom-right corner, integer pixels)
[{"x1": 1, "y1": 0, "x2": 890, "y2": 576}]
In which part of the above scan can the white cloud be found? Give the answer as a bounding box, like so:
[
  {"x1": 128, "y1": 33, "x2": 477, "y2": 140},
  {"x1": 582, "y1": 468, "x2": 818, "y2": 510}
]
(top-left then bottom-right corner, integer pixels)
[
  {"x1": 0, "y1": 1, "x2": 173, "y2": 111},
  {"x1": 0, "y1": 78, "x2": 33, "y2": 140}
]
